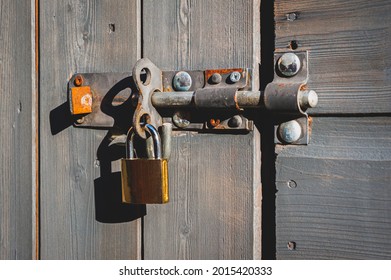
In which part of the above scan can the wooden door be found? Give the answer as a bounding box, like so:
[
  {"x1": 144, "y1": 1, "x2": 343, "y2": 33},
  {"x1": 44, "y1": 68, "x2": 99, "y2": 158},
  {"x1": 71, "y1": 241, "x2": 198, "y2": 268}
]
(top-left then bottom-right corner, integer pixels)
[
  {"x1": 272, "y1": 0, "x2": 391, "y2": 259},
  {"x1": 38, "y1": 0, "x2": 261, "y2": 259},
  {"x1": 1, "y1": 0, "x2": 390, "y2": 260}
]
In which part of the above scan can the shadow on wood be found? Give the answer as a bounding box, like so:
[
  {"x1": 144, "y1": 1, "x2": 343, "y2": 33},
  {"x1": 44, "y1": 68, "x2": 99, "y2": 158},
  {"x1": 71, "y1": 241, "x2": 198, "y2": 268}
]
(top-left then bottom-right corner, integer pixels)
[
  {"x1": 95, "y1": 134, "x2": 146, "y2": 223},
  {"x1": 49, "y1": 101, "x2": 75, "y2": 135},
  {"x1": 94, "y1": 172, "x2": 146, "y2": 223}
]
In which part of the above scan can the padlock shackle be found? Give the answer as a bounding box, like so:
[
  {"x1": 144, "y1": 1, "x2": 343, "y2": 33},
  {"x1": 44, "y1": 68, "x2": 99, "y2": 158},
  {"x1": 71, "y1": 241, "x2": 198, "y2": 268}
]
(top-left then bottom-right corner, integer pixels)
[
  {"x1": 144, "y1": 124, "x2": 162, "y2": 159},
  {"x1": 125, "y1": 124, "x2": 162, "y2": 159},
  {"x1": 125, "y1": 128, "x2": 136, "y2": 159}
]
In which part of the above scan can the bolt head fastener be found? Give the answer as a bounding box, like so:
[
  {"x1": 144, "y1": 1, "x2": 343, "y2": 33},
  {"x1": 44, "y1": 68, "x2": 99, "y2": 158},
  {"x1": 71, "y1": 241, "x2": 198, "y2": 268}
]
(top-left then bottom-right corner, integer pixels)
[
  {"x1": 229, "y1": 71, "x2": 241, "y2": 83},
  {"x1": 278, "y1": 120, "x2": 302, "y2": 144},
  {"x1": 74, "y1": 75, "x2": 83, "y2": 86},
  {"x1": 228, "y1": 115, "x2": 242, "y2": 128},
  {"x1": 277, "y1": 53, "x2": 301, "y2": 77},
  {"x1": 210, "y1": 73, "x2": 222, "y2": 84},
  {"x1": 172, "y1": 111, "x2": 191, "y2": 128},
  {"x1": 173, "y1": 71, "x2": 192, "y2": 91},
  {"x1": 286, "y1": 12, "x2": 298, "y2": 21},
  {"x1": 299, "y1": 90, "x2": 318, "y2": 110}
]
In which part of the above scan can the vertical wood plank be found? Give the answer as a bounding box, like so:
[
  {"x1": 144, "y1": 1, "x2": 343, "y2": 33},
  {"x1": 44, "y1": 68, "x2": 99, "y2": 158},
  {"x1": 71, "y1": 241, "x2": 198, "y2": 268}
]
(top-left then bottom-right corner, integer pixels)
[
  {"x1": 40, "y1": 0, "x2": 141, "y2": 259},
  {"x1": 0, "y1": 0, "x2": 34, "y2": 259},
  {"x1": 142, "y1": 0, "x2": 261, "y2": 259}
]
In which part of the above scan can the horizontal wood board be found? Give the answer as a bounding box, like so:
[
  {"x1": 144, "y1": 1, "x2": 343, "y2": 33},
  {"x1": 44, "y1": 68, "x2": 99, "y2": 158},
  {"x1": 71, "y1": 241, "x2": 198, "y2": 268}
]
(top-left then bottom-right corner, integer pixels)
[
  {"x1": 276, "y1": 117, "x2": 391, "y2": 259},
  {"x1": 275, "y1": 0, "x2": 391, "y2": 114}
]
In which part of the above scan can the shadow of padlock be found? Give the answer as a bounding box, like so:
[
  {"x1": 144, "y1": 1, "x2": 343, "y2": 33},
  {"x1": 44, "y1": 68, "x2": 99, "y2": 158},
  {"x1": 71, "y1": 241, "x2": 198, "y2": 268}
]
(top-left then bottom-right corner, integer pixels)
[{"x1": 121, "y1": 124, "x2": 169, "y2": 204}]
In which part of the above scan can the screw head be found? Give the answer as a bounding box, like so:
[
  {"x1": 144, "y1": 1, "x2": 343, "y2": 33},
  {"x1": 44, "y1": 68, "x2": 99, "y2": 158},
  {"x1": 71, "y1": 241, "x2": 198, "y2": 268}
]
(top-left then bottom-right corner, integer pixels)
[
  {"x1": 277, "y1": 53, "x2": 301, "y2": 77},
  {"x1": 173, "y1": 71, "x2": 192, "y2": 91},
  {"x1": 210, "y1": 73, "x2": 222, "y2": 84},
  {"x1": 229, "y1": 71, "x2": 241, "y2": 83},
  {"x1": 286, "y1": 12, "x2": 298, "y2": 21},
  {"x1": 228, "y1": 115, "x2": 242, "y2": 128},
  {"x1": 74, "y1": 75, "x2": 83, "y2": 86},
  {"x1": 172, "y1": 111, "x2": 191, "y2": 128},
  {"x1": 278, "y1": 120, "x2": 302, "y2": 144}
]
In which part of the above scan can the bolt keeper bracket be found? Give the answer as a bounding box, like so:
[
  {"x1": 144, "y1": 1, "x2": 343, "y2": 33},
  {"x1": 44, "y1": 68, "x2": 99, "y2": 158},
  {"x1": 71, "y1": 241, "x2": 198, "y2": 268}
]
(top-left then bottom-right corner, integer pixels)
[{"x1": 264, "y1": 50, "x2": 316, "y2": 145}]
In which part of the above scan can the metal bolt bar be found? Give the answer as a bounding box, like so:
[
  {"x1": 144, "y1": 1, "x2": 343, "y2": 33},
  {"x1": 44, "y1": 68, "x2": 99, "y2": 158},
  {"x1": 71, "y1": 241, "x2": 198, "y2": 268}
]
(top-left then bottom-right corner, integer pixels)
[
  {"x1": 152, "y1": 91, "x2": 194, "y2": 108},
  {"x1": 151, "y1": 89, "x2": 318, "y2": 112},
  {"x1": 151, "y1": 90, "x2": 263, "y2": 109}
]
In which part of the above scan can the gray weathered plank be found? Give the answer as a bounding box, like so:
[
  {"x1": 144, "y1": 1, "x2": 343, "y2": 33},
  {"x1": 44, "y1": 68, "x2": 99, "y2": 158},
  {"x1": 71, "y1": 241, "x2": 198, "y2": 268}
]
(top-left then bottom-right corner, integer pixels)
[
  {"x1": 40, "y1": 0, "x2": 142, "y2": 259},
  {"x1": 275, "y1": 0, "x2": 391, "y2": 114},
  {"x1": 276, "y1": 117, "x2": 391, "y2": 259},
  {"x1": 142, "y1": 0, "x2": 262, "y2": 259},
  {"x1": 0, "y1": 0, "x2": 34, "y2": 260}
]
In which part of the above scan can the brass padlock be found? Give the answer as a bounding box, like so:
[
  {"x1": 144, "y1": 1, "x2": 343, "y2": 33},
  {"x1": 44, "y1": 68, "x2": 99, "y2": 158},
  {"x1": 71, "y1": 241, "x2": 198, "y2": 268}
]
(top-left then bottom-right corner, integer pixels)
[{"x1": 121, "y1": 124, "x2": 169, "y2": 204}]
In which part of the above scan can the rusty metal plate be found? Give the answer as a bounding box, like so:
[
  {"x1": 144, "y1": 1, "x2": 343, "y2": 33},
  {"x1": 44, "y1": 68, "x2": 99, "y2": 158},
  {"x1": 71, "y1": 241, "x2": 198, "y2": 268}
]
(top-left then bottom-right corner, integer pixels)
[
  {"x1": 69, "y1": 86, "x2": 93, "y2": 115},
  {"x1": 68, "y1": 68, "x2": 253, "y2": 132},
  {"x1": 68, "y1": 73, "x2": 135, "y2": 128}
]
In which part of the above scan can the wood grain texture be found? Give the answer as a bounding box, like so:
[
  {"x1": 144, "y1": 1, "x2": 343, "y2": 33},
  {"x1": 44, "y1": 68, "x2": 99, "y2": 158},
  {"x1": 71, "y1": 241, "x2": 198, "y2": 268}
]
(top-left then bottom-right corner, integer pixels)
[
  {"x1": 275, "y1": 0, "x2": 391, "y2": 114},
  {"x1": 0, "y1": 0, "x2": 34, "y2": 259},
  {"x1": 40, "y1": 0, "x2": 142, "y2": 259},
  {"x1": 142, "y1": 0, "x2": 262, "y2": 259},
  {"x1": 275, "y1": 117, "x2": 391, "y2": 259}
]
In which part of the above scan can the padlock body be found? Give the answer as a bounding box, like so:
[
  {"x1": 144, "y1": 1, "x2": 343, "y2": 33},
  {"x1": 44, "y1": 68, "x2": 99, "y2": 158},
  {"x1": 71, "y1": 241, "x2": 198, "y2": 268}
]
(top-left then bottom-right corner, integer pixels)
[{"x1": 121, "y1": 158, "x2": 169, "y2": 204}]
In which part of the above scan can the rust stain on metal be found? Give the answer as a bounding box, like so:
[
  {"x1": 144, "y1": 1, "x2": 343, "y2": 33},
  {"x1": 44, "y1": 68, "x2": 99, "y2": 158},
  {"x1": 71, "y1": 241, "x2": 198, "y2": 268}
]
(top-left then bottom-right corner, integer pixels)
[
  {"x1": 233, "y1": 93, "x2": 240, "y2": 110},
  {"x1": 164, "y1": 86, "x2": 173, "y2": 92},
  {"x1": 308, "y1": 116, "x2": 313, "y2": 135},
  {"x1": 209, "y1": 118, "x2": 221, "y2": 127},
  {"x1": 299, "y1": 84, "x2": 307, "y2": 91},
  {"x1": 70, "y1": 86, "x2": 93, "y2": 115},
  {"x1": 205, "y1": 68, "x2": 243, "y2": 80}
]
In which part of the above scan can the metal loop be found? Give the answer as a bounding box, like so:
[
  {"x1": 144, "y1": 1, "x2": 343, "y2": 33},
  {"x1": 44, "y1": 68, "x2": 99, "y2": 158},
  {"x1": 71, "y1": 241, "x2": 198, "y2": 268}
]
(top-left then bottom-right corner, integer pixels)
[
  {"x1": 126, "y1": 124, "x2": 162, "y2": 159},
  {"x1": 144, "y1": 124, "x2": 162, "y2": 159},
  {"x1": 125, "y1": 127, "x2": 136, "y2": 159}
]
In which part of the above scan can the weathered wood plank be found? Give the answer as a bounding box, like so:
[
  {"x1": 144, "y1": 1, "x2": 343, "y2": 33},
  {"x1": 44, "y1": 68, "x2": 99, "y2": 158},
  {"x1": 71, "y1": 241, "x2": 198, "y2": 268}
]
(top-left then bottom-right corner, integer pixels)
[
  {"x1": 40, "y1": 0, "x2": 142, "y2": 259},
  {"x1": 276, "y1": 117, "x2": 391, "y2": 259},
  {"x1": 142, "y1": 0, "x2": 262, "y2": 259},
  {"x1": 0, "y1": 0, "x2": 34, "y2": 260},
  {"x1": 275, "y1": 0, "x2": 391, "y2": 114}
]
